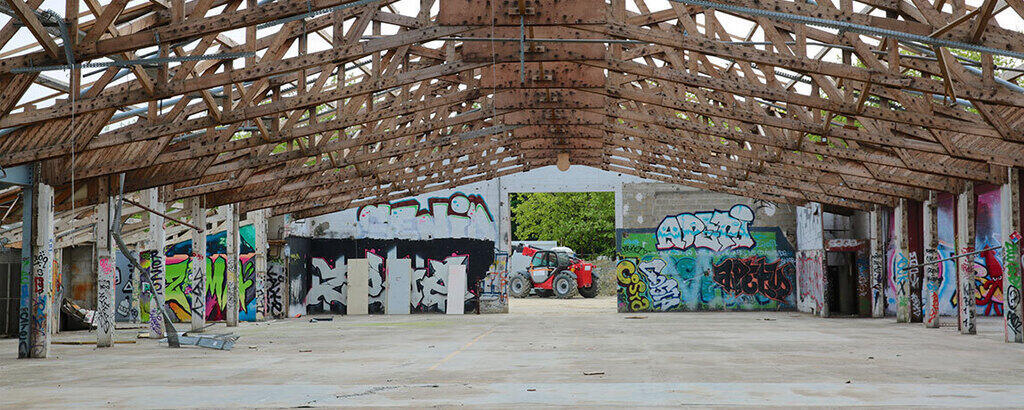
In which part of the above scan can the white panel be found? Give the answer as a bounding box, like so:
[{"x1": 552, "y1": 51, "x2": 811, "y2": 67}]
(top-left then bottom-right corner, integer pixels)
[
  {"x1": 346, "y1": 259, "x2": 369, "y2": 315},
  {"x1": 446, "y1": 265, "x2": 466, "y2": 315},
  {"x1": 386, "y1": 257, "x2": 412, "y2": 315}
]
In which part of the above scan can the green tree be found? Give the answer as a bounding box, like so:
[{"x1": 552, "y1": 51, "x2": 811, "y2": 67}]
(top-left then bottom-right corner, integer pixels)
[{"x1": 511, "y1": 192, "x2": 615, "y2": 258}]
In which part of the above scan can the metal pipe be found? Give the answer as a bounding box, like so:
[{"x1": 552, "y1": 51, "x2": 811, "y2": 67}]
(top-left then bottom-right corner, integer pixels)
[{"x1": 902, "y1": 246, "x2": 1002, "y2": 271}]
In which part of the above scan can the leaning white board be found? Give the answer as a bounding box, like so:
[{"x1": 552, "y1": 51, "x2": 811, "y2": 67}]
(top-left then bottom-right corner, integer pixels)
[
  {"x1": 386, "y1": 257, "x2": 411, "y2": 315},
  {"x1": 347, "y1": 259, "x2": 369, "y2": 315},
  {"x1": 446, "y1": 265, "x2": 466, "y2": 315}
]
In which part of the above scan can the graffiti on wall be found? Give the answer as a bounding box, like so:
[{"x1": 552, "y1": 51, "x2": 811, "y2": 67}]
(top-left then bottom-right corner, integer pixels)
[
  {"x1": 114, "y1": 251, "x2": 135, "y2": 322},
  {"x1": 712, "y1": 257, "x2": 793, "y2": 303},
  {"x1": 267, "y1": 260, "x2": 286, "y2": 318},
  {"x1": 796, "y1": 250, "x2": 824, "y2": 313},
  {"x1": 132, "y1": 225, "x2": 259, "y2": 323},
  {"x1": 288, "y1": 237, "x2": 494, "y2": 314},
  {"x1": 655, "y1": 204, "x2": 755, "y2": 252},
  {"x1": 924, "y1": 248, "x2": 941, "y2": 325},
  {"x1": 356, "y1": 192, "x2": 495, "y2": 239},
  {"x1": 618, "y1": 221, "x2": 796, "y2": 312},
  {"x1": 933, "y1": 187, "x2": 1006, "y2": 317},
  {"x1": 1004, "y1": 236, "x2": 1022, "y2": 340}
]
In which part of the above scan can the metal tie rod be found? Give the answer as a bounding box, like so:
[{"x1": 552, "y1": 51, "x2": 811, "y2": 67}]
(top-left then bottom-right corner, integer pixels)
[
  {"x1": 11, "y1": 52, "x2": 255, "y2": 73},
  {"x1": 670, "y1": 0, "x2": 1024, "y2": 60},
  {"x1": 901, "y1": 245, "x2": 1002, "y2": 271},
  {"x1": 257, "y1": 0, "x2": 381, "y2": 29}
]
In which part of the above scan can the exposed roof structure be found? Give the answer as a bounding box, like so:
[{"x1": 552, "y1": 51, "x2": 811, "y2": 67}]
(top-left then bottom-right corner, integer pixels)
[{"x1": 1, "y1": 0, "x2": 1023, "y2": 239}]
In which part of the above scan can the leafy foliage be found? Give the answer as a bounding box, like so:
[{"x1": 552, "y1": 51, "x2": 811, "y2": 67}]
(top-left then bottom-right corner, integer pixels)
[{"x1": 511, "y1": 192, "x2": 615, "y2": 258}]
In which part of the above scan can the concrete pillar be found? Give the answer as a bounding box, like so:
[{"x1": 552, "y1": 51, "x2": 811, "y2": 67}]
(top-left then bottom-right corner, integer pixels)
[
  {"x1": 923, "y1": 192, "x2": 941, "y2": 328},
  {"x1": 95, "y1": 181, "x2": 115, "y2": 348},
  {"x1": 957, "y1": 182, "x2": 977, "y2": 334},
  {"x1": 249, "y1": 209, "x2": 268, "y2": 322},
  {"x1": 189, "y1": 198, "x2": 207, "y2": 332},
  {"x1": 129, "y1": 248, "x2": 140, "y2": 325},
  {"x1": 500, "y1": 190, "x2": 512, "y2": 252},
  {"x1": 29, "y1": 175, "x2": 54, "y2": 357},
  {"x1": 18, "y1": 176, "x2": 33, "y2": 358},
  {"x1": 869, "y1": 206, "x2": 885, "y2": 318},
  {"x1": 1000, "y1": 167, "x2": 1022, "y2": 342},
  {"x1": 225, "y1": 204, "x2": 239, "y2": 327},
  {"x1": 146, "y1": 189, "x2": 166, "y2": 338},
  {"x1": 895, "y1": 199, "x2": 911, "y2": 323}
]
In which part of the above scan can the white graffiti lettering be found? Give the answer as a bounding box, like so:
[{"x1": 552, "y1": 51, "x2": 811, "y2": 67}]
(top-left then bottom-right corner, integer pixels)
[
  {"x1": 356, "y1": 192, "x2": 495, "y2": 239},
  {"x1": 307, "y1": 257, "x2": 347, "y2": 311},
  {"x1": 656, "y1": 204, "x2": 755, "y2": 252},
  {"x1": 637, "y1": 259, "x2": 681, "y2": 311}
]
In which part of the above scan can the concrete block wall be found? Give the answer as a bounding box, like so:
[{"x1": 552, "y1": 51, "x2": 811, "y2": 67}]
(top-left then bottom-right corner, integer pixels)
[
  {"x1": 621, "y1": 183, "x2": 797, "y2": 243},
  {"x1": 617, "y1": 183, "x2": 799, "y2": 312}
]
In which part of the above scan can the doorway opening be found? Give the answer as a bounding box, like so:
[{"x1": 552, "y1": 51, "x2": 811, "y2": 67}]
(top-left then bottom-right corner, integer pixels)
[{"x1": 506, "y1": 192, "x2": 617, "y2": 313}]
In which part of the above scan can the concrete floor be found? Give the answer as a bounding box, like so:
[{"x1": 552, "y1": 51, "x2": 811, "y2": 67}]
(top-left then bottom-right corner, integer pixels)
[{"x1": 2, "y1": 297, "x2": 1024, "y2": 408}]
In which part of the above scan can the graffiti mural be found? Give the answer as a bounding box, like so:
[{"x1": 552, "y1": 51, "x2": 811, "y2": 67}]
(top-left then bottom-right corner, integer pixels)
[
  {"x1": 937, "y1": 187, "x2": 1007, "y2": 317},
  {"x1": 796, "y1": 250, "x2": 824, "y2": 313},
  {"x1": 712, "y1": 257, "x2": 793, "y2": 303},
  {"x1": 113, "y1": 250, "x2": 138, "y2": 322},
  {"x1": 287, "y1": 237, "x2": 494, "y2": 314},
  {"x1": 356, "y1": 192, "x2": 495, "y2": 240},
  {"x1": 266, "y1": 260, "x2": 287, "y2": 318},
  {"x1": 1003, "y1": 237, "x2": 1021, "y2": 341},
  {"x1": 972, "y1": 187, "x2": 1004, "y2": 316},
  {"x1": 935, "y1": 194, "x2": 959, "y2": 316},
  {"x1": 617, "y1": 224, "x2": 796, "y2": 312},
  {"x1": 617, "y1": 259, "x2": 651, "y2": 311},
  {"x1": 655, "y1": 204, "x2": 755, "y2": 252},
  {"x1": 134, "y1": 224, "x2": 259, "y2": 323}
]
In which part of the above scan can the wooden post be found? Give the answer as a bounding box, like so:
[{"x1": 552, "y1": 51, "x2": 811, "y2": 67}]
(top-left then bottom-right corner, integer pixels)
[
  {"x1": 225, "y1": 204, "x2": 239, "y2": 327},
  {"x1": 957, "y1": 182, "x2": 977, "y2": 334},
  {"x1": 923, "y1": 192, "x2": 941, "y2": 328},
  {"x1": 29, "y1": 169, "x2": 54, "y2": 357},
  {"x1": 895, "y1": 199, "x2": 911, "y2": 323},
  {"x1": 1001, "y1": 167, "x2": 1022, "y2": 342},
  {"x1": 870, "y1": 206, "x2": 885, "y2": 318},
  {"x1": 189, "y1": 198, "x2": 207, "y2": 332},
  {"x1": 95, "y1": 179, "x2": 115, "y2": 348},
  {"x1": 146, "y1": 189, "x2": 166, "y2": 338},
  {"x1": 250, "y1": 209, "x2": 268, "y2": 321}
]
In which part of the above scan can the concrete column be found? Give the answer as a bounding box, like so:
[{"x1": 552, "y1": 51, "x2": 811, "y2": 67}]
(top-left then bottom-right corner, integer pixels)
[
  {"x1": 95, "y1": 181, "x2": 115, "y2": 348},
  {"x1": 1000, "y1": 167, "x2": 1022, "y2": 342},
  {"x1": 30, "y1": 175, "x2": 54, "y2": 357},
  {"x1": 18, "y1": 177, "x2": 33, "y2": 358},
  {"x1": 500, "y1": 190, "x2": 512, "y2": 252},
  {"x1": 250, "y1": 209, "x2": 268, "y2": 321},
  {"x1": 895, "y1": 199, "x2": 911, "y2": 323},
  {"x1": 923, "y1": 192, "x2": 941, "y2": 328},
  {"x1": 189, "y1": 198, "x2": 207, "y2": 332},
  {"x1": 129, "y1": 248, "x2": 140, "y2": 324},
  {"x1": 146, "y1": 189, "x2": 166, "y2": 338},
  {"x1": 869, "y1": 206, "x2": 885, "y2": 318},
  {"x1": 225, "y1": 204, "x2": 239, "y2": 327},
  {"x1": 957, "y1": 182, "x2": 977, "y2": 335}
]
